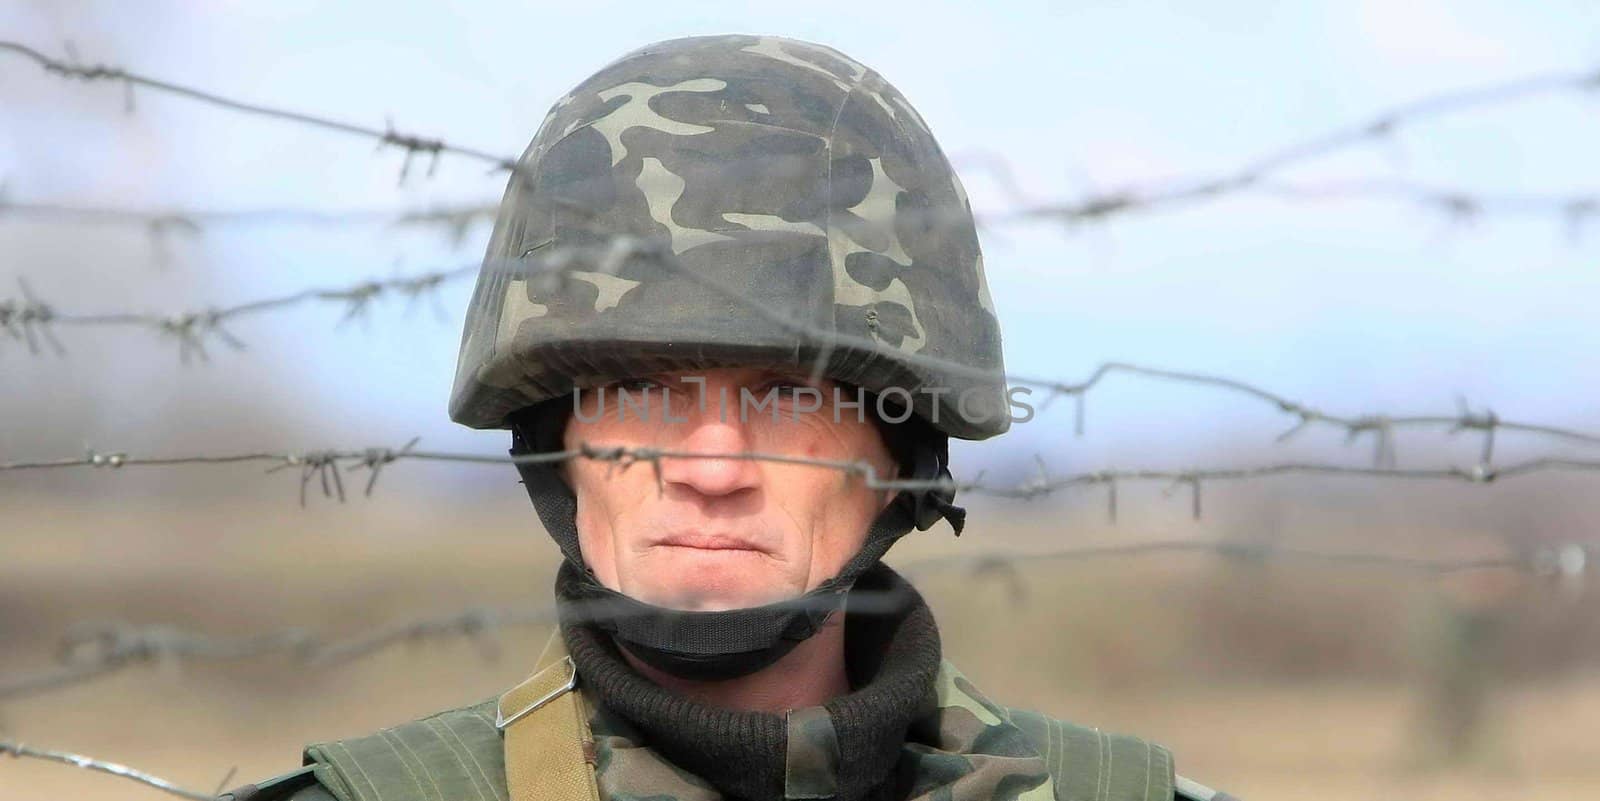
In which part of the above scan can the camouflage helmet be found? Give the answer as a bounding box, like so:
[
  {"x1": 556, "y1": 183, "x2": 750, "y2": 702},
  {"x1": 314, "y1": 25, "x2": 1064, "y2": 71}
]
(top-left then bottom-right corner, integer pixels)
[{"x1": 449, "y1": 33, "x2": 1008, "y2": 439}]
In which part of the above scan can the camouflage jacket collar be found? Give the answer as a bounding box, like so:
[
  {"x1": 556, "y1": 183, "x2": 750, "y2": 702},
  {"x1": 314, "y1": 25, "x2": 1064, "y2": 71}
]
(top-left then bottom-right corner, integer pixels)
[
  {"x1": 304, "y1": 656, "x2": 1125, "y2": 801},
  {"x1": 303, "y1": 575, "x2": 1174, "y2": 801}
]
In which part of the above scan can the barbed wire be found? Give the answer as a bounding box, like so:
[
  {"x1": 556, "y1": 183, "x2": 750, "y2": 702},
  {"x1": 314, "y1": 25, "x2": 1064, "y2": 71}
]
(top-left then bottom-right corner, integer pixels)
[
  {"x1": 4, "y1": 37, "x2": 1595, "y2": 227},
  {"x1": 897, "y1": 539, "x2": 1593, "y2": 581},
  {"x1": 1, "y1": 266, "x2": 472, "y2": 361},
  {"x1": 458, "y1": 238, "x2": 1600, "y2": 466},
  {"x1": 0, "y1": 539, "x2": 1586, "y2": 797},
  {"x1": 8, "y1": 178, "x2": 1598, "y2": 251},
  {"x1": 965, "y1": 170, "x2": 1600, "y2": 239},
  {"x1": 5, "y1": 231, "x2": 1600, "y2": 472},
  {"x1": 0, "y1": 740, "x2": 218, "y2": 800},
  {"x1": 5, "y1": 439, "x2": 1600, "y2": 517},
  {"x1": 8, "y1": 233, "x2": 1600, "y2": 460},
  {"x1": 0, "y1": 611, "x2": 538, "y2": 701},
  {"x1": 7, "y1": 46, "x2": 1599, "y2": 467},
  {"x1": 976, "y1": 65, "x2": 1600, "y2": 229},
  {"x1": 0, "y1": 623, "x2": 320, "y2": 700},
  {"x1": 906, "y1": 538, "x2": 1596, "y2": 607},
  {"x1": 1, "y1": 538, "x2": 1588, "y2": 705},
  {"x1": 0, "y1": 595, "x2": 896, "y2": 703},
  {"x1": 0, "y1": 40, "x2": 518, "y2": 183}
]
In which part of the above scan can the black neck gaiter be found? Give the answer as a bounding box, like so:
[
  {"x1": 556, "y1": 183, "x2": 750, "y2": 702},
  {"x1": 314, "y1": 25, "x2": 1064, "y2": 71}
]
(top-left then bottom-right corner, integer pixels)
[{"x1": 556, "y1": 560, "x2": 943, "y2": 801}]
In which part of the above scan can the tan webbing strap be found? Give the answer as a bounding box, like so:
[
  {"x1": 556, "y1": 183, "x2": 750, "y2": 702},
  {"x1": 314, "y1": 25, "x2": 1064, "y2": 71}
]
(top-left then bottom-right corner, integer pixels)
[{"x1": 497, "y1": 630, "x2": 600, "y2": 801}]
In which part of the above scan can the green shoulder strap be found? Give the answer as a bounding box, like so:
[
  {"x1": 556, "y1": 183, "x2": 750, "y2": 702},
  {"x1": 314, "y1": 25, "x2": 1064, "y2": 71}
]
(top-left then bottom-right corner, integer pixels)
[
  {"x1": 301, "y1": 696, "x2": 509, "y2": 801},
  {"x1": 299, "y1": 631, "x2": 587, "y2": 801},
  {"x1": 1001, "y1": 706, "x2": 1177, "y2": 801}
]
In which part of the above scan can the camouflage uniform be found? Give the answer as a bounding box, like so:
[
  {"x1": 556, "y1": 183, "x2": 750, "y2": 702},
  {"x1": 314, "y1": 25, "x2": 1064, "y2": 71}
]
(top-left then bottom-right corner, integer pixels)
[
  {"x1": 225, "y1": 563, "x2": 1231, "y2": 801},
  {"x1": 224, "y1": 656, "x2": 1216, "y2": 801},
  {"x1": 223, "y1": 34, "x2": 1235, "y2": 801}
]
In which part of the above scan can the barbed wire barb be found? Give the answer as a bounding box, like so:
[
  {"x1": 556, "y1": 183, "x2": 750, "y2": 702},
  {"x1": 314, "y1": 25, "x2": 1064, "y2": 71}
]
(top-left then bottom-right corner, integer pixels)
[
  {"x1": 6, "y1": 264, "x2": 474, "y2": 359},
  {"x1": 1105, "y1": 475, "x2": 1119, "y2": 524},
  {"x1": 214, "y1": 766, "x2": 240, "y2": 798},
  {"x1": 0, "y1": 277, "x2": 65, "y2": 356},
  {"x1": 1452, "y1": 395, "x2": 1500, "y2": 469},
  {"x1": 1343, "y1": 415, "x2": 1398, "y2": 468},
  {"x1": 351, "y1": 437, "x2": 421, "y2": 496}
]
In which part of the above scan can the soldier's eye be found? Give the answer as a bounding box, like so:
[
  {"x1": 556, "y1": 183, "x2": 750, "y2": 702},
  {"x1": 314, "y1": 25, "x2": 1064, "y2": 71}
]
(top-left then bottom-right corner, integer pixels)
[
  {"x1": 764, "y1": 377, "x2": 814, "y2": 399},
  {"x1": 611, "y1": 377, "x2": 660, "y2": 393}
]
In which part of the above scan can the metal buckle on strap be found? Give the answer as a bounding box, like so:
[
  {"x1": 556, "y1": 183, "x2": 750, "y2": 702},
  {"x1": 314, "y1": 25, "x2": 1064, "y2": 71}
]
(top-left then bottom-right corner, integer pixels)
[{"x1": 495, "y1": 655, "x2": 578, "y2": 730}]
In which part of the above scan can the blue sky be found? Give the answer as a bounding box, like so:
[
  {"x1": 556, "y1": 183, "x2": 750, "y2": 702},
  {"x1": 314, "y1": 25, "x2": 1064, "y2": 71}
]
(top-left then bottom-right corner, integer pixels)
[{"x1": 2, "y1": 1, "x2": 1597, "y2": 503}]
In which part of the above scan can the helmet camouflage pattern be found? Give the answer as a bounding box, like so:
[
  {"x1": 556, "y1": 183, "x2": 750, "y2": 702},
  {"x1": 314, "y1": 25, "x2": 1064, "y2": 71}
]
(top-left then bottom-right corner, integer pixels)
[{"x1": 449, "y1": 33, "x2": 1008, "y2": 439}]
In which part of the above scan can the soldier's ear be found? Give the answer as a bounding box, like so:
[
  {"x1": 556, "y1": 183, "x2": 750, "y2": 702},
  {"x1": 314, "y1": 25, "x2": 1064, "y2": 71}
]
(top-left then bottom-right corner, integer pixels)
[
  {"x1": 509, "y1": 399, "x2": 577, "y2": 489},
  {"x1": 880, "y1": 460, "x2": 901, "y2": 511},
  {"x1": 546, "y1": 406, "x2": 577, "y2": 490}
]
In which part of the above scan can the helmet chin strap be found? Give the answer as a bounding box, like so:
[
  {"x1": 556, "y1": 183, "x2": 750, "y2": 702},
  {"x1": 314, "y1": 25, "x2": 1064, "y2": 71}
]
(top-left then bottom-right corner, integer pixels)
[{"x1": 507, "y1": 401, "x2": 962, "y2": 682}]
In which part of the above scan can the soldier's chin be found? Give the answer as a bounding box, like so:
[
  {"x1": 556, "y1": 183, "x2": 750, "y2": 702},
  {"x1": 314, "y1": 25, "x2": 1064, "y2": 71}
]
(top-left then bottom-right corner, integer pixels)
[{"x1": 639, "y1": 573, "x2": 796, "y2": 612}]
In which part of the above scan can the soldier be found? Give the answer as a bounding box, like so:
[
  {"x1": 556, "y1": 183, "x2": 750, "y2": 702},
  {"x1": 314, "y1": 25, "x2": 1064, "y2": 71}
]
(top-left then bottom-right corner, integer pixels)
[{"x1": 222, "y1": 34, "x2": 1234, "y2": 801}]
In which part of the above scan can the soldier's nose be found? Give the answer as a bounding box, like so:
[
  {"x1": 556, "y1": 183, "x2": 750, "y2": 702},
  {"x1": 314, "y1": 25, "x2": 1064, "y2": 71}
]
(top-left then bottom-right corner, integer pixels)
[{"x1": 661, "y1": 410, "x2": 762, "y2": 499}]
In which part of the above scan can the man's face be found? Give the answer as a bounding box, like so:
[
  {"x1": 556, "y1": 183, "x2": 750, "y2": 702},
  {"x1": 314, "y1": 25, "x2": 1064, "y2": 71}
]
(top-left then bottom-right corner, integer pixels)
[{"x1": 562, "y1": 367, "x2": 898, "y2": 611}]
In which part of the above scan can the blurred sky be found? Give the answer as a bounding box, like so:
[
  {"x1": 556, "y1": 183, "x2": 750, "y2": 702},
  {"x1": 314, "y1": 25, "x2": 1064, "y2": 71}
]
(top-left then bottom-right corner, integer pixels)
[{"x1": 2, "y1": 0, "x2": 1598, "y2": 506}]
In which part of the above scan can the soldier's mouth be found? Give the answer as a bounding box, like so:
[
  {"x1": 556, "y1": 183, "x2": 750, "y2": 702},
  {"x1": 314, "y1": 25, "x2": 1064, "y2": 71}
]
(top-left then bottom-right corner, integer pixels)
[{"x1": 655, "y1": 532, "x2": 765, "y2": 551}]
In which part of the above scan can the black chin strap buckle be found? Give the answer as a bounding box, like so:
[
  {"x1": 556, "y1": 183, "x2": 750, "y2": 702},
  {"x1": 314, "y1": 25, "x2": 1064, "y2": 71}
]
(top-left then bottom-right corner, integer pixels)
[{"x1": 903, "y1": 441, "x2": 966, "y2": 535}]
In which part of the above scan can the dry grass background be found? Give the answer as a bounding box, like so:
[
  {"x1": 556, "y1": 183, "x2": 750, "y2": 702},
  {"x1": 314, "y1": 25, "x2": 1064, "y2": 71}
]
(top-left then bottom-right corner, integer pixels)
[{"x1": 3, "y1": 481, "x2": 1598, "y2": 801}]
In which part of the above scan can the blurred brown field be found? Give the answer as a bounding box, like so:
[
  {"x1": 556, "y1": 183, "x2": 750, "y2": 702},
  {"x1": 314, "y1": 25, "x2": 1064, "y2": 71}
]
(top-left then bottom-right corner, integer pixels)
[{"x1": 2, "y1": 488, "x2": 1598, "y2": 800}]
